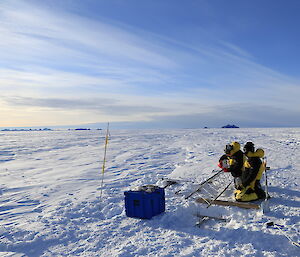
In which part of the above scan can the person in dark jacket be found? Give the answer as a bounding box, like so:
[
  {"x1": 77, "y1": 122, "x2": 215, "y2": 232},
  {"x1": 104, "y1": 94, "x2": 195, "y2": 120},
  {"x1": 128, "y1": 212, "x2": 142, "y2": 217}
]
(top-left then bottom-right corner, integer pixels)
[
  {"x1": 218, "y1": 141, "x2": 245, "y2": 189},
  {"x1": 234, "y1": 142, "x2": 266, "y2": 202}
]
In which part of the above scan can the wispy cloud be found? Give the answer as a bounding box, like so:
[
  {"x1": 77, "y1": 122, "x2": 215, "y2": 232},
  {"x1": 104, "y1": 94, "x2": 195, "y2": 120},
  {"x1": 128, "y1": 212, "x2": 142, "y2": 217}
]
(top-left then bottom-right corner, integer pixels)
[
  {"x1": 0, "y1": 0, "x2": 299, "y2": 127},
  {"x1": 0, "y1": 0, "x2": 176, "y2": 68},
  {"x1": 4, "y1": 96, "x2": 167, "y2": 115}
]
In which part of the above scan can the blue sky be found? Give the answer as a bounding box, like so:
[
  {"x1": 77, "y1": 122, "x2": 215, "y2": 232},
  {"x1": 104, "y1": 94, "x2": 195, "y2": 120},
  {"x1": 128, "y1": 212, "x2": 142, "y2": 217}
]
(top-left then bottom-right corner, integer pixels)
[{"x1": 1, "y1": 0, "x2": 300, "y2": 128}]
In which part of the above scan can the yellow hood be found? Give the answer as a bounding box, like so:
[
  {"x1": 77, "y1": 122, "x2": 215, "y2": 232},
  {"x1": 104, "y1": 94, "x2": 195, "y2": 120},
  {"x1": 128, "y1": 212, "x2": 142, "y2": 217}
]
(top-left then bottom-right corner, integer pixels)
[
  {"x1": 246, "y1": 148, "x2": 264, "y2": 158},
  {"x1": 229, "y1": 141, "x2": 240, "y2": 155}
]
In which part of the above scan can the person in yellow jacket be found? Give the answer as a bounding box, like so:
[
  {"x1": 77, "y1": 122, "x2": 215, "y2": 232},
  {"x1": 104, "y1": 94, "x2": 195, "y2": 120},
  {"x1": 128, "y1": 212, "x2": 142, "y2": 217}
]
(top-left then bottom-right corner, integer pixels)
[
  {"x1": 234, "y1": 142, "x2": 266, "y2": 202},
  {"x1": 218, "y1": 141, "x2": 245, "y2": 189}
]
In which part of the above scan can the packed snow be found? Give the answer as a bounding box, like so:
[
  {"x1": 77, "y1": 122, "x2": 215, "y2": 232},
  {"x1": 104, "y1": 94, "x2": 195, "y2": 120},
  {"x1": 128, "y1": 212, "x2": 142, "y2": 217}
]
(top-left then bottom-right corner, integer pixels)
[{"x1": 0, "y1": 128, "x2": 299, "y2": 256}]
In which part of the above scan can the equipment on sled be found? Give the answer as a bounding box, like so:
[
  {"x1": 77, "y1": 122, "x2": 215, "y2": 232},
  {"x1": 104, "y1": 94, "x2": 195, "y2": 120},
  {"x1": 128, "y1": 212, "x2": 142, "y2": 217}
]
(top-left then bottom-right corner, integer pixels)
[{"x1": 162, "y1": 168, "x2": 263, "y2": 209}]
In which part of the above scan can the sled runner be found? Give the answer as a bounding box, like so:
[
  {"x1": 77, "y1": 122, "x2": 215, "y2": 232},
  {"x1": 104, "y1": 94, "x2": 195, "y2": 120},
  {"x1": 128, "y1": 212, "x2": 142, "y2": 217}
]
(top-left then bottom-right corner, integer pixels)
[{"x1": 195, "y1": 198, "x2": 260, "y2": 209}]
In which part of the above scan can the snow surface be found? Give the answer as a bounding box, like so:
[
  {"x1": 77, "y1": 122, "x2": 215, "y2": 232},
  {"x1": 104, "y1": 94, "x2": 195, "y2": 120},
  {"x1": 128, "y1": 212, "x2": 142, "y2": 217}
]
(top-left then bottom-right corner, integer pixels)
[{"x1": 0, "y1": 128, "x2": 299, "y2": 257}]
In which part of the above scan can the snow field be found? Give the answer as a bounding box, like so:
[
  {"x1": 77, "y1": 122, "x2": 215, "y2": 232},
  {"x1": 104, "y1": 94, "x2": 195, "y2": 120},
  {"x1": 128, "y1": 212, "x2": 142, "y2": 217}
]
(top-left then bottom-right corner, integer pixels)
[{"x1": 0, "y1": 128, "x2": 299, "y2": 256}]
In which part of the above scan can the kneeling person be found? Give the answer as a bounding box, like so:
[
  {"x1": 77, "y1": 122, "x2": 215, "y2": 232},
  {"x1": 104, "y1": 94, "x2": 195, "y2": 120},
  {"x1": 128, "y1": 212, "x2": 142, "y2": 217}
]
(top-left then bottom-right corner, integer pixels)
[
  {"x1": 234, "y1": 142, "x2": 266, "y2": 202},
  {"x1": 218, "y1": 141, "x2": 245, "y2": 179}
]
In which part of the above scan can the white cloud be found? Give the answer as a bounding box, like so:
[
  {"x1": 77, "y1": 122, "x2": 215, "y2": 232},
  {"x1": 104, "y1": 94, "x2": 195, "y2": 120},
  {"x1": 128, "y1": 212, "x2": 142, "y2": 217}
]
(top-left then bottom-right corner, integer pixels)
[{"x1": 0, "y1": 0, "x2": 299, "y2": 127}]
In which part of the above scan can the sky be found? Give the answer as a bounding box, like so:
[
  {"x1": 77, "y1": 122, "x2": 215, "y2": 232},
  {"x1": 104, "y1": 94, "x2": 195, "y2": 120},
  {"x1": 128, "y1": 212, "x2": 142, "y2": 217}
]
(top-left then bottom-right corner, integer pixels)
[{"x1": 1, "y1": 0, "x2": 300, "y2": 129}]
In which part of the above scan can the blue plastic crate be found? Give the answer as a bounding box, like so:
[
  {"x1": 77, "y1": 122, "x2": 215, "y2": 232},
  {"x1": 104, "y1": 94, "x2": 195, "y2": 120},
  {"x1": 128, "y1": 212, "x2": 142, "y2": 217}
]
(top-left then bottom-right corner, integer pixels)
[{"x1": 124, "y1": 187, "x2": 165, "y2": 219}]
